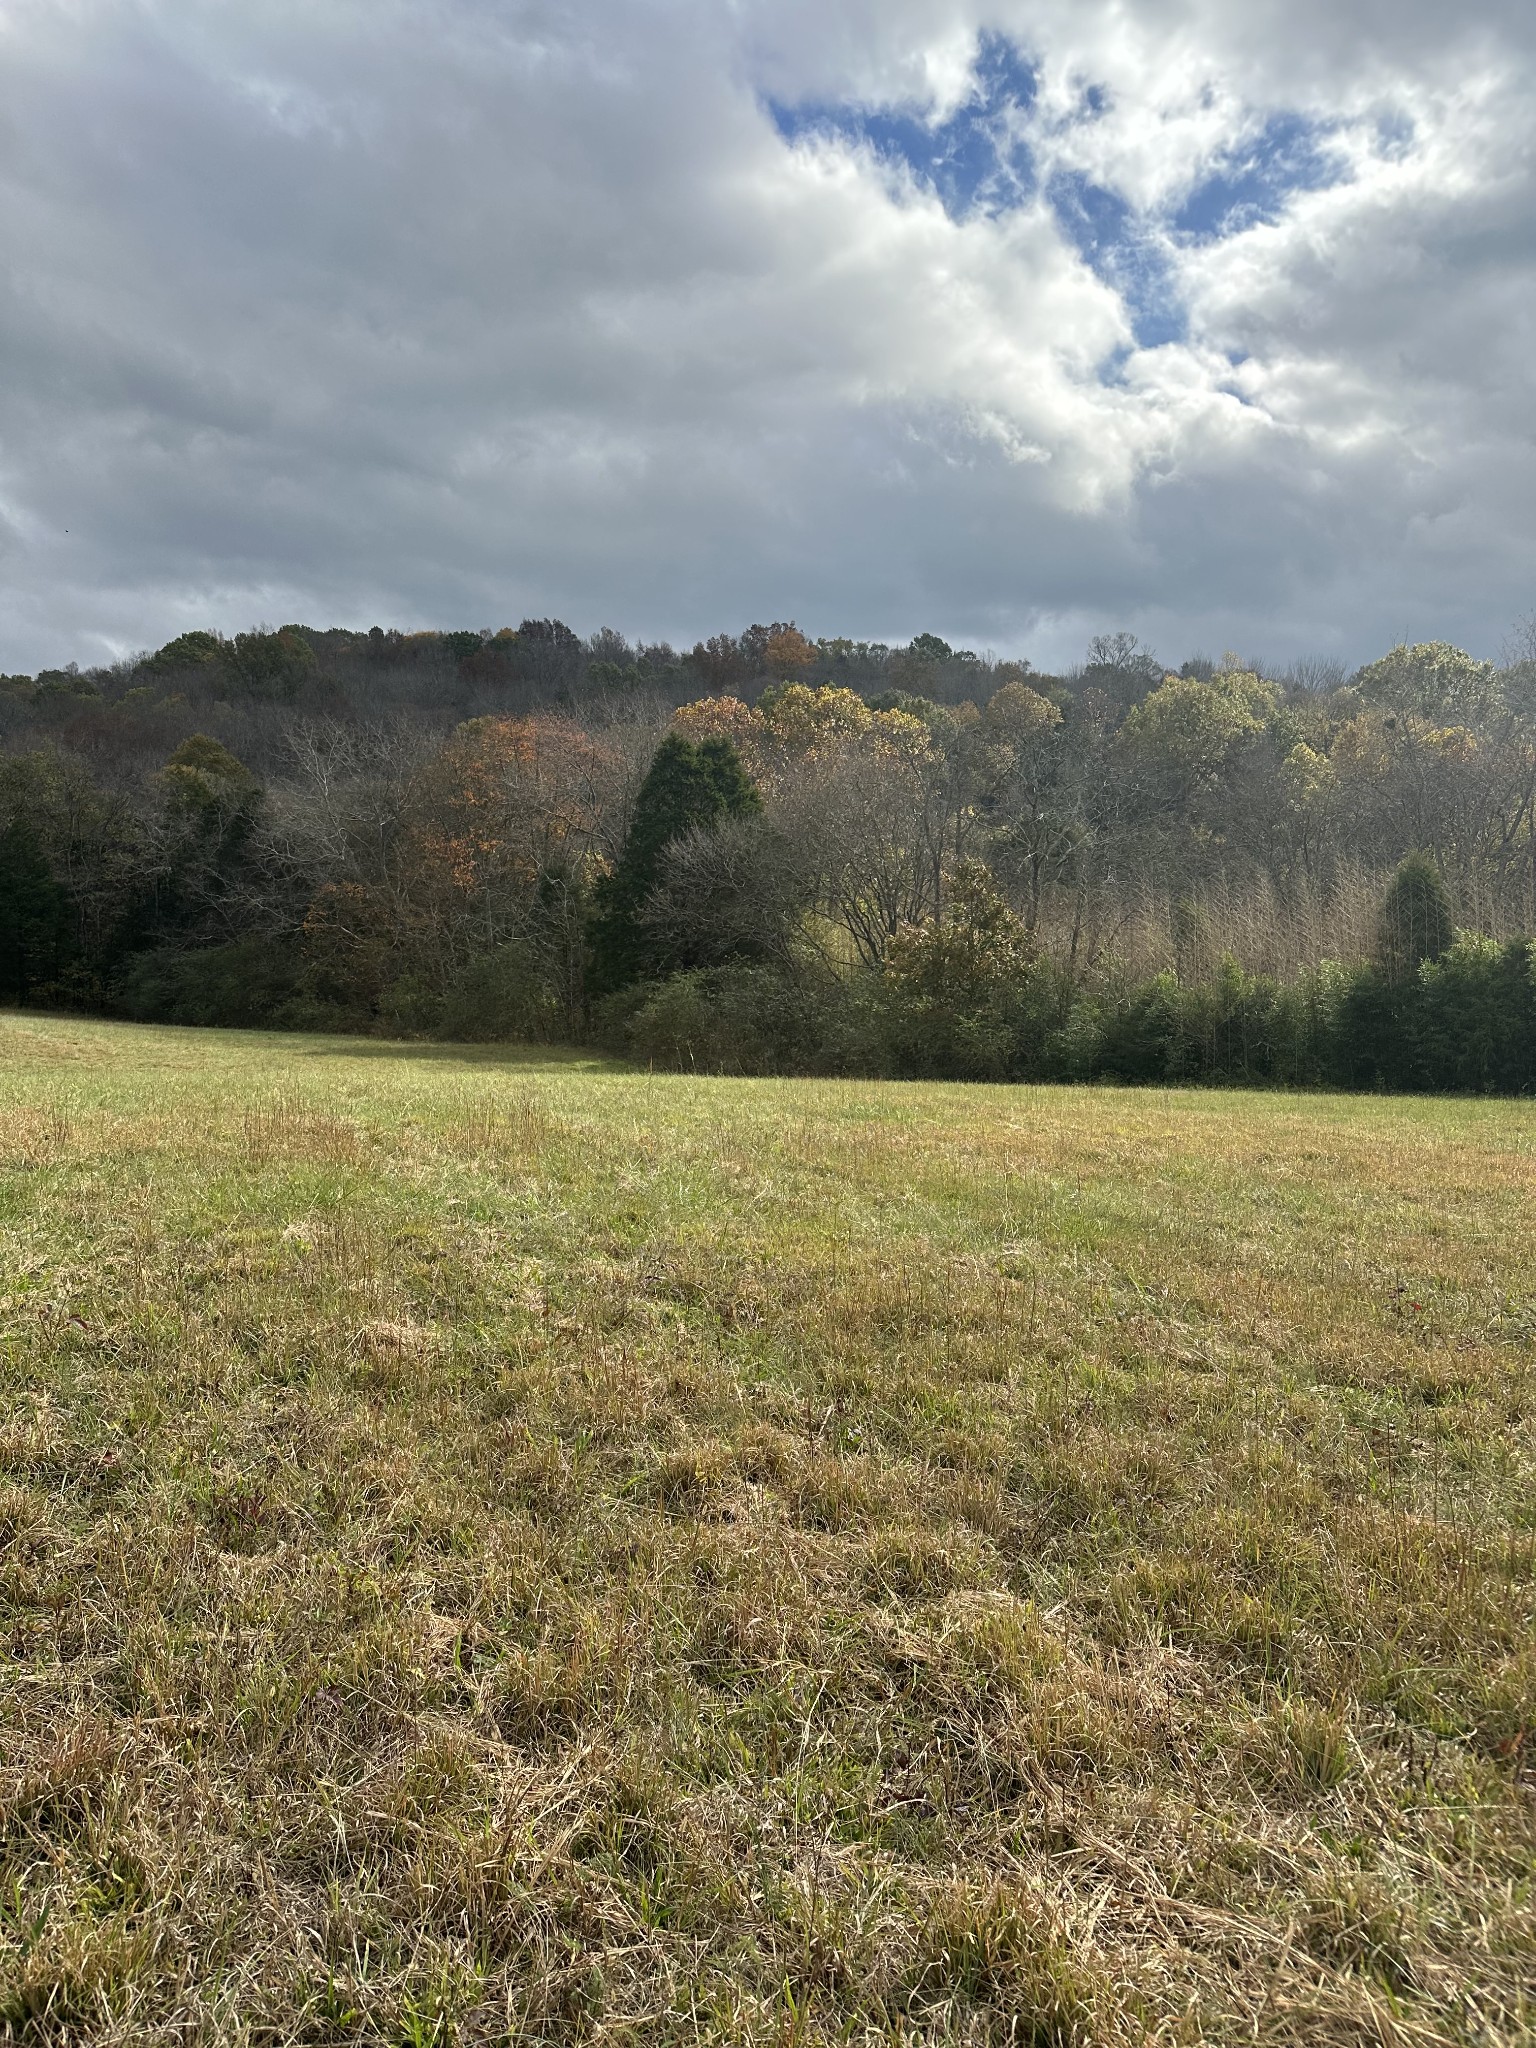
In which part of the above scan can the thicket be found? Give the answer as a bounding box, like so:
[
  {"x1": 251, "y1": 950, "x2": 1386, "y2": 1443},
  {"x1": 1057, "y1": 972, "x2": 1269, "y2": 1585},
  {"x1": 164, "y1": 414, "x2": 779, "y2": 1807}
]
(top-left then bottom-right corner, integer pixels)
[
  {"x1": 613, "y1": 863, "x2": 1536, "y2": 1093},
  {"x1": 3, "y1": 616, "x2": 1536, "y2": 1094}
]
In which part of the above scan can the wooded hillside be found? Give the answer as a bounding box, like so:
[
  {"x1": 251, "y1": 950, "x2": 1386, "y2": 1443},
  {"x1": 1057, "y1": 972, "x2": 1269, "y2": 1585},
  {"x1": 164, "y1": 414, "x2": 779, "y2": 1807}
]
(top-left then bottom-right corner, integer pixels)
[{"x1": 4, "y1": 619, "x2": 1535, "y2": 1089}]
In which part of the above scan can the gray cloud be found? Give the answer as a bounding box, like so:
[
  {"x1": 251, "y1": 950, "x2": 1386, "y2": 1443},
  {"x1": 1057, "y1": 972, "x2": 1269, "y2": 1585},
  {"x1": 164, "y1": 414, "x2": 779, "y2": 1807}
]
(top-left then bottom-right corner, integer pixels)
[{"x1": 0, "y1": 0, "x2": 1532, "y2": 673}]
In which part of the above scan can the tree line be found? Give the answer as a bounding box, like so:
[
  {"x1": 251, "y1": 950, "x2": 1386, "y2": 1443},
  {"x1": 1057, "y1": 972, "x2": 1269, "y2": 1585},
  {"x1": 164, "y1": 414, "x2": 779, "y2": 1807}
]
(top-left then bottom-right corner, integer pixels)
[{"x1": 3, "y1": 616, "x2": 1535, "y2": 1091}]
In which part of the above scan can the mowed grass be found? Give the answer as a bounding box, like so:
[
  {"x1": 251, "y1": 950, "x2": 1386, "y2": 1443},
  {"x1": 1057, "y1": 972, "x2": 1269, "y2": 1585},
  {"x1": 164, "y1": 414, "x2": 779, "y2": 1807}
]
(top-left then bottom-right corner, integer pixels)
[{"x1": 1, "y1": 1015, "x2": 1533, "y2": 2047}]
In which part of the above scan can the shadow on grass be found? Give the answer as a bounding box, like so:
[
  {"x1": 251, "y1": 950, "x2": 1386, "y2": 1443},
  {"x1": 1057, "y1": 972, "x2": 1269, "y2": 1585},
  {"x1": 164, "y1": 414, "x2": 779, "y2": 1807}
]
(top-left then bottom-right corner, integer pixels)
[
  {"x1": 291, "y1": 1034, "x2": 621, "y2": 1072},
  {"x1": 1, "y1": 1008, "x2": 625, "y2": 1075}
]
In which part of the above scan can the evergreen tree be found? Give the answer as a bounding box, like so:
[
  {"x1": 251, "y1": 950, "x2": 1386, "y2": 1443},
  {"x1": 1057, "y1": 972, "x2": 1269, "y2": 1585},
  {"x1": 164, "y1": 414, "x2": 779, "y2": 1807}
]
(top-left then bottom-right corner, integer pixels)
[
  {"x1": 696, "y1": 736, "x2": 762, "y2": 820},
  {"x1": 588, "y1": 734, "x2": 759, "y2": 997},
  {"x1": 1377, "y1": 851, "x2": 1454, "y2": 981},
  {"x1": 1336, "y1": 853, "x2": 1457, "y2": 1089},
  {"x1": 0, "y1": 817, "x2": 71, "y2": 1002}
]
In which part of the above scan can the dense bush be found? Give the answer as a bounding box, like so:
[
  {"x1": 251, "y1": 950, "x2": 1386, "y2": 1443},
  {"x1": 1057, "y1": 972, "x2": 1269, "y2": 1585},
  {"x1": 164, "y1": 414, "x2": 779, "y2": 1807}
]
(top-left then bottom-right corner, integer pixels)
[
  {"x1": 1415, "y1": 937, "x2": 1536, "y2": 1092},
  {"x1": 606, "y1": 964, "x2": 829, "y2": 1074},
  {"x1": 434, "y1": 940, "x2": 568, "y2": 1043},
  {"x1": 874, "y1": 862, "x2": 1039, "y2": 1079},
  {"x1": 122, "y1": 935, "x2": 311, "y2": 1030}
]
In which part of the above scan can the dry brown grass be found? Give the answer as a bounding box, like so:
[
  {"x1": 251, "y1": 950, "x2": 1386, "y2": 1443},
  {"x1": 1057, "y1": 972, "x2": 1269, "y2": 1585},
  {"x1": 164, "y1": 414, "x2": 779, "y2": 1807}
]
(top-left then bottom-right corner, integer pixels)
[{"x1": 0, "y1": 1012, "x2": 1532, "y2": 2044}]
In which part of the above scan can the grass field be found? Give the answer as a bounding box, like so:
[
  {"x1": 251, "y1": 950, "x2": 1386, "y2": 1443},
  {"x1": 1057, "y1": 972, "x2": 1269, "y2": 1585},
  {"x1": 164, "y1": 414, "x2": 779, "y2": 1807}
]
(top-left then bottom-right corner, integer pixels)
[{"x1": 1, "y1": 1012, "x2": 1533, "y2": 2046}]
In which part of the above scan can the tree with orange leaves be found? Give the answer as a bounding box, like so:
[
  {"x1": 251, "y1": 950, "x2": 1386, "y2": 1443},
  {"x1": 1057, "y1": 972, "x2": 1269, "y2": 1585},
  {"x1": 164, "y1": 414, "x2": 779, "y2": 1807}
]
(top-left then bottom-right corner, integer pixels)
[
  {"x1": 406, "y1": 715, "x2": 627, "y2": 1027},
  {"x1": 761, "y1": 625, "x2": 817, "y2": 679}
]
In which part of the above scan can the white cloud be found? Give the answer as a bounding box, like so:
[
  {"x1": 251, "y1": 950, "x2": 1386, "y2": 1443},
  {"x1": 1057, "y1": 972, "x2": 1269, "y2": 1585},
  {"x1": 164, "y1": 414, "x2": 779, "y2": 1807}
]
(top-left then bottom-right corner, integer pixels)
[{"x1": 0, "y1": 0, "x2": 1531, "y2": 674}]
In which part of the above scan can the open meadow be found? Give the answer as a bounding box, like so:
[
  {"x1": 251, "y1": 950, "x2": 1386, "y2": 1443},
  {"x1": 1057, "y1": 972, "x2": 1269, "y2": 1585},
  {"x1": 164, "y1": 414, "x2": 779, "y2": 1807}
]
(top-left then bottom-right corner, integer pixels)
[{"x1": 0, "y1": 1012, "x2": 1533, "y2": 2045}]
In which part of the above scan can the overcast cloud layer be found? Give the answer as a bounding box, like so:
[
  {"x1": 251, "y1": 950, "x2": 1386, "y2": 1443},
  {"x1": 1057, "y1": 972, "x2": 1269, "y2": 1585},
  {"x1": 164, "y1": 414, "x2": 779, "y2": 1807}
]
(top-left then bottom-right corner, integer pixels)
[{"x1": 0, "y1": 0, "x2": 1532, "y2": 672}]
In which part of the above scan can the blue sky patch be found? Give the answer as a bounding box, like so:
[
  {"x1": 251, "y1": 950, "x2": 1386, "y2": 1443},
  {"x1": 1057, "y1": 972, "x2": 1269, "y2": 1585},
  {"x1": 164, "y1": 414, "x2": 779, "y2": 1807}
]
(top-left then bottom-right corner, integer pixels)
[
  {"x1": 1172, "y1": 112, "x2": 1348, "y2": 241},
  {"x1": 767, "y1": 30, "x2": 1038, "y2": 221},
  {"x1": 1048, "y1": 172, "x2": 1187, "y2": 348}
]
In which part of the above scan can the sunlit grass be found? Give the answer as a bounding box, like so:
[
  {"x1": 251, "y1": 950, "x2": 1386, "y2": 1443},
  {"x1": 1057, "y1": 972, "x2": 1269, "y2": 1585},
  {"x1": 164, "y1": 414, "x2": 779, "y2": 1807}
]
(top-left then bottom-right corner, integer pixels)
[{"x1": 1, "y1": 1011, "x2": 1533, "y2": 2043}]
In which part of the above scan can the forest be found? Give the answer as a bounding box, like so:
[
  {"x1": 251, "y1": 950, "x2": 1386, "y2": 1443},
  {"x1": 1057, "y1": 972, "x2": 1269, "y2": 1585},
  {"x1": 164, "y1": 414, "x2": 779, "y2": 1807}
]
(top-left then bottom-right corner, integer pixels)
[{"x1": 3, "y1": 615, "x2": 1536, "y2": 1092}]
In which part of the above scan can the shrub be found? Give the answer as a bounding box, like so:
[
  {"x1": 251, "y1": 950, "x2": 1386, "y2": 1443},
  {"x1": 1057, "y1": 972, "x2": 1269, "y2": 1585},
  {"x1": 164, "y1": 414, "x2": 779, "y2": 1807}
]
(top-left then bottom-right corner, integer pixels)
[
  {"x1": 877, "y1": 864, "x2": 1037, "y2": 1079},
  {"x1": 1274, "y1": 961, "x2": 1353, "y2": 1086},
  {"x1": 1414, "y1": 936, "x2": 1536, "y2": 1094},
  {"x1": 434, "y1": 942, "x2": 566, "y2": 1043},
  {"x1": 1095, "y1": 971, "x2": 1188, "y2": 1082},
  {"x1": 612, "y1": 965, "x2": 825, "y2": 1074},
  {"x1": 1177, "y1": 958, "x2": 1286, "y2": 1082},
  {"x1": 121, "y1": 935, "x2": 307, "y2": 1029}
]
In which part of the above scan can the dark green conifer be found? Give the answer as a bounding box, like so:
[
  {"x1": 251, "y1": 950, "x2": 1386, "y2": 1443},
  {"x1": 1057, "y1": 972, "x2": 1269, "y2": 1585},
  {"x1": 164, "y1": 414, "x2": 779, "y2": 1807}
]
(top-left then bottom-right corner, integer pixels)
[
  {"x1": 1335, "y1": 853, "x2": 1457, "y2": 1089},
  {"x1": 1377, "y1": 851, "x2": 1454, "y2": 981},
  {"x1": 696, "y1": 736, "x2": 762, "y2": 819},
  {"x1": 588, "y1": 733, "x2": 759, "y2": 997}
]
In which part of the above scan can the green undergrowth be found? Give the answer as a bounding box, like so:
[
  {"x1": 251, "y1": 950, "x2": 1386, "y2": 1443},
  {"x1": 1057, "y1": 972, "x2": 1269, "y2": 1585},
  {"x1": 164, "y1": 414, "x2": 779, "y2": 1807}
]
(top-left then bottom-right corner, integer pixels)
[{"x1": 1, "y1": 1013, "x2": 1533, "y2": 2044}]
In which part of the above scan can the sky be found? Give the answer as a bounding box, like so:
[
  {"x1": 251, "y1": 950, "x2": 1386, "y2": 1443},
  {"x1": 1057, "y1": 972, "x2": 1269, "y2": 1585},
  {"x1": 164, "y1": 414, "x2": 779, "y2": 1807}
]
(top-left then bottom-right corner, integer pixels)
[{"x1": 0, "y1": 0, "x2": 1532, "y2": 676}]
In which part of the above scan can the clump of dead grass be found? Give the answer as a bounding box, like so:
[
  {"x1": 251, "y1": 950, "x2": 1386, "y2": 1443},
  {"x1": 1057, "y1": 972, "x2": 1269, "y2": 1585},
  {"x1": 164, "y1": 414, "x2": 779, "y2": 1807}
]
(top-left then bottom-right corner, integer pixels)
[{"x1": 243, "y1": 1094, "x2": 365, "y2": 1166}]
